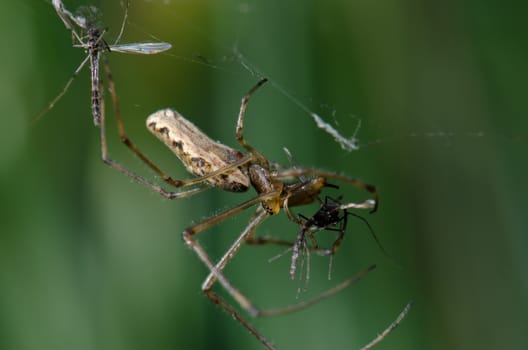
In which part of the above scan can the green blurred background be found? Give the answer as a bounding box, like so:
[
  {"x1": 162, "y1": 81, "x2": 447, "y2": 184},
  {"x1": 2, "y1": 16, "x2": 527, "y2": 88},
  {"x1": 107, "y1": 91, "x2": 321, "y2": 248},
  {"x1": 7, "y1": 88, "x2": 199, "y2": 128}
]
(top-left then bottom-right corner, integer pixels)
[{"x1": 1, "y1": 0, "x2": 527, "y2": 349}]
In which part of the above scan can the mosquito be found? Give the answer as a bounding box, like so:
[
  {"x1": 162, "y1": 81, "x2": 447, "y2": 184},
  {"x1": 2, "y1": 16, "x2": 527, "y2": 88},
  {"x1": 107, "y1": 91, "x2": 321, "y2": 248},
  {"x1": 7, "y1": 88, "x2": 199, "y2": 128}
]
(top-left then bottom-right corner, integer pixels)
[{"x1": 37, "y1": 0, "x2": 172, "y2": 125}]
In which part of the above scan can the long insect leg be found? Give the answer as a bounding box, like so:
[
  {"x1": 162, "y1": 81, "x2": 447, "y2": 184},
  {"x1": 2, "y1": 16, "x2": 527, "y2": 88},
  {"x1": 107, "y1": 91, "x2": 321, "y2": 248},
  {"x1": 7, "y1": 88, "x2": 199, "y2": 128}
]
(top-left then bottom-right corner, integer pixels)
[{"x1": 34, "y1": 55, "x2": 90, "y2": 123}]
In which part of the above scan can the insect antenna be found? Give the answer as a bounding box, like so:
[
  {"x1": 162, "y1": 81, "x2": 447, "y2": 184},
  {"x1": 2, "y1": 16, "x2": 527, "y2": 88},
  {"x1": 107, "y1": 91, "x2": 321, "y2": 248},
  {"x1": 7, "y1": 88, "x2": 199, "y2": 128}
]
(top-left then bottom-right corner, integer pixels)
[{"x1": 344, "y1": 210, "x2": 399, "y2": 267}]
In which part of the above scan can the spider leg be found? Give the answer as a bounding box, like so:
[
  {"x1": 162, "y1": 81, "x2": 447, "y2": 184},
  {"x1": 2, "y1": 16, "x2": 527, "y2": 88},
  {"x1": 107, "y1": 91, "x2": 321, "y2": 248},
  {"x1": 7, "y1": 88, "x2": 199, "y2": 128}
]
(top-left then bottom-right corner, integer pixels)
[
  {"x1": 245, "y1": 236, "x2": 297, "y2": 249},
  {"x1": 258, "y1": 264, "x2": 376, "y2": 317},
  {"x1": 182, "y1": 199, "x2": 276, "y2": 349},
  {"x1": 202, "y1": 207, "x2": 269, "y2": 286},
  {"x1": 244, "y1": 229, "x2": 331, "y2": 256},
  {"x1": 360, "y1": 300, "x2": 414, "y2": 350},
  {"x1": 277, "y1": 168, "x2": 379, "y2": 213},
  {"x1": 183, "y1": 193, "x2": 279, "y2": 312},
  {"x1": 100, "y1": 59, "x2": 254, "y2": 199},
  {"x1": 235, "y1": 78, "x2": 268, "y2": 156},
  {"x1": 205, "y1": 290, "x2": 276, "y2": 350},
  {"x1": 99, "y1": 66, "x2": 206, "y2": 199},
  {"x1": 189, "y1": 196, "x2": 376, "y2": 319},
  {"x1": 283, "y1": 195, "x2": 302, "y2": 224}
]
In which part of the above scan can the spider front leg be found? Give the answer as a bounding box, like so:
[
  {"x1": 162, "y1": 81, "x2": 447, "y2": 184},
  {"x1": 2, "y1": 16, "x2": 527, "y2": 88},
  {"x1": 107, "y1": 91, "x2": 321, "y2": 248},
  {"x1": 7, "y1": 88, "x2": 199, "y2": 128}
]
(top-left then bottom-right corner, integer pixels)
[{"x1": 277, "y1": 168, "x2": 379, "y2": 213}]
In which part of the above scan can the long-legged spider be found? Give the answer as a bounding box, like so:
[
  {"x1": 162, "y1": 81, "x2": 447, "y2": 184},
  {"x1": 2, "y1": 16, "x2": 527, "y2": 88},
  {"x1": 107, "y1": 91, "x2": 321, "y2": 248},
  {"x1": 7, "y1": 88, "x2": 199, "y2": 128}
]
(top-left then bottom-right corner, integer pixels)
[
  {"x1": 99, "y1": 70, "x2": 379, "y2": 348},
  {"x1": 43, "y1": 2, "x2": 413, "y2": 348}
]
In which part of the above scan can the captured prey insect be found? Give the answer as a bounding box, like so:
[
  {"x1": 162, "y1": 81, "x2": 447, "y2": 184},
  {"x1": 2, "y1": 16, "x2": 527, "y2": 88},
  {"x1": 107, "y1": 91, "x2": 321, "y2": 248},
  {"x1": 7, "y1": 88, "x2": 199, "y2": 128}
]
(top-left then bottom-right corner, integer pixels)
[
  {"x1": 288, "y1": 195, "x2": 387, "y2": 280},
  {"x1": 96, "y1": 63, "x2": 379, "y2": 348},
  {"x1": 37, "y1": 0, "x2": 172, "y2": 124}
]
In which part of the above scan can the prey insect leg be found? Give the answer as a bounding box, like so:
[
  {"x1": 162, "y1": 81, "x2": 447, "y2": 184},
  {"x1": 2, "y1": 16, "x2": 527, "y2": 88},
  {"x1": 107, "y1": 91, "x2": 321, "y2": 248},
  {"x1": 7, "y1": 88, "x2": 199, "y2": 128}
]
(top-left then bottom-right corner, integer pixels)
[
  {"x1": 257, "y1": 264, "x2": 376, "y2": 317},
  {"x1": 34, "y1": 55, "x2": 90, "y2": 122}
]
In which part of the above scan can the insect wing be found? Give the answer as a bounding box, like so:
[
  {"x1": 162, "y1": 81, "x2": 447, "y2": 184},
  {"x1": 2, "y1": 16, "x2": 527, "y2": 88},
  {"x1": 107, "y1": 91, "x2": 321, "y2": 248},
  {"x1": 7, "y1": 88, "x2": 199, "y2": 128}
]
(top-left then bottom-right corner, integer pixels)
[{"x1": 109, "y1": 42, "x2": 172, "y2": 54}]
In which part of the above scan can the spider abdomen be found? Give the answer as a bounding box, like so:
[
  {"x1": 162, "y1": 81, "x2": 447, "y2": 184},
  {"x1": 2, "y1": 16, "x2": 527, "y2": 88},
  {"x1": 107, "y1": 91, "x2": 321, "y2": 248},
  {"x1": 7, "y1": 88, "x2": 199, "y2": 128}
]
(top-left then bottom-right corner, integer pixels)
[{"x1": 146, "y1": 109, "x2": 250, "y2": 192}]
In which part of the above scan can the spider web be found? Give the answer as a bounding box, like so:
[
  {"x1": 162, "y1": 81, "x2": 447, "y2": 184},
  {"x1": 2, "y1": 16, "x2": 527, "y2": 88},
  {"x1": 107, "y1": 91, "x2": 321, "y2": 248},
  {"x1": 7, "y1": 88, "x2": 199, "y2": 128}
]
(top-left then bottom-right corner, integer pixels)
[{"x1": 119, "y1": 0, "x2": 515, "y2": 154}]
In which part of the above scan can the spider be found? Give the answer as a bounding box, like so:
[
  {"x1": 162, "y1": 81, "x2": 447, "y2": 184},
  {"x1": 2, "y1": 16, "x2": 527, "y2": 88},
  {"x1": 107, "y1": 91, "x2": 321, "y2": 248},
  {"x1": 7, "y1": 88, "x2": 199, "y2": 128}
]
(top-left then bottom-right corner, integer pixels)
[
  {"x1": 37, "y1": 0, "x2": 171, "y2": 124},
  {"x1": 97, "y1": 65, "x2": 379, "y2": 347}
]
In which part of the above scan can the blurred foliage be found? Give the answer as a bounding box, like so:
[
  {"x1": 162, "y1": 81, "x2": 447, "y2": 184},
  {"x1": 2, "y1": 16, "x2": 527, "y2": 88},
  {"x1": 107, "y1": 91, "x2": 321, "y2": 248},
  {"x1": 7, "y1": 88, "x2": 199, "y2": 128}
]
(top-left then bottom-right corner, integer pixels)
[{"x1": 1, "y1": 0, "x2": 527, "y2": 349}]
